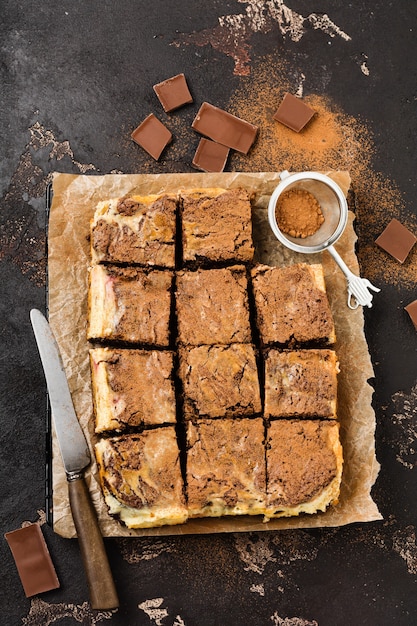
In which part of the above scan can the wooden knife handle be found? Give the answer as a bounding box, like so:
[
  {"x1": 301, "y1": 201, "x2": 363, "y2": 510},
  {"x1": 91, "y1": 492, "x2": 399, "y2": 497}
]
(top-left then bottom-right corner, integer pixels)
[{"x1": 68, "y1": 474, "x2": 119, "y2": 610}]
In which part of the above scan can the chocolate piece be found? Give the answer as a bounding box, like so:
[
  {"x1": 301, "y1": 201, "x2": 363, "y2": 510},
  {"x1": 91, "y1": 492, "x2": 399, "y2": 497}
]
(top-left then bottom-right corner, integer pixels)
[
  {"x1": 375, "y1": 218, "x2": 417, "y2": 263},
  {"x1": 131, "y1": 113, "x2": 172, "y2": 160},
  {"x1": 5, "y1": 524, "x2": 60, "y2": 597},
  {"x1": 153, "y1": 73, "x2": 193, "y2": 112},
  {"x1": 405, "y1": 300, "x2": 417, "y2": 330},
  {"x1": 192, "y1": 138, "x2": 230, "y2": 172},
  {"x1": 191, "y1": 102, "x2": 258, "y2": 154},
  {"x1": 273, "y1": 92, "x2": 316, "y2": 132}
]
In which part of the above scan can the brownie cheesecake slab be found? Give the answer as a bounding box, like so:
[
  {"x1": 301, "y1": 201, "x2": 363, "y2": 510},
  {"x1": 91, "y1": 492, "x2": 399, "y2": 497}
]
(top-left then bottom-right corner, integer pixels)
[
  {"x1": 186, "y1": 418, "x2": 266, "y2": 518},
  {"x1": 87, "y1": 265, "x2": 173, "y2": 347},
  {"x1": 91, "y1": 193, "x2": 177, "y2": 268},
  {"x1": 95, "y1": 427, "x2": 188, "y2": 529},
  {"x1": 251, "y1": 263, "x2": 336, "y2": 346},
  {"x1": 178, "y1": 343, "x2": 262, "y2": 420},
  {"x1": 264, "y1": 349, "x2": 339, "y2": 419},
  {"x1": 176, "y1": 265, "x2": 252, "y2": 346},
  {"x1": 90, "y1": 347, "x2": 176, "y2": 433},
  {"x1": 265, "y1": 419, "x2": 343, "y2": 520},
  {"x1": 180, "y1": 187, "x2": 254, "y2": 265}
]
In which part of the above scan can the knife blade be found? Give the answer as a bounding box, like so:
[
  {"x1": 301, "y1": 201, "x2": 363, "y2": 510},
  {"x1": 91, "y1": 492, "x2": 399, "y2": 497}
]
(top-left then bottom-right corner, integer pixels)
[{"x1": 30, "y1": 309, "x2": 119, "y2": 610}]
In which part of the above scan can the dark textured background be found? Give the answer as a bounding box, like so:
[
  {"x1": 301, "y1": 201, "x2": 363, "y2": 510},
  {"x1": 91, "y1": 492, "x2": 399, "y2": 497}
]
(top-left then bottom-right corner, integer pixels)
[{"x1": 1, "y1": 1, "x2": 417, "y2": 624}]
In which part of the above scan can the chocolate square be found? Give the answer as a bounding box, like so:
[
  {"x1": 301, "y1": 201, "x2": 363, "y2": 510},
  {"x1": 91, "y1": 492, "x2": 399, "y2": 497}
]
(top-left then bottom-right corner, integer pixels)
[
  {"x1": 375, "y1": 218, "x2": 417, "y2": 263},
  {"x1": 192, "y1": 102, "x2": 258, "y2": 154},
  {"x1": 192, "y1": 138, "x2": 229, "y2": 172},
  {"x1": 131, "y1": 113, "x2": 172, "y2": 160},
  {"x1": 153, "y1": 73, "x2": 193, "y2": 112},
  {"x1": 405, "y1": 300, "x2": 417, "y2": 330},
  {"x1": 5, "y1": 524, "x2": 60, "y2": 597},
  {"x1": 273, "y1": 92, "x2": 316, "y2": 132}
]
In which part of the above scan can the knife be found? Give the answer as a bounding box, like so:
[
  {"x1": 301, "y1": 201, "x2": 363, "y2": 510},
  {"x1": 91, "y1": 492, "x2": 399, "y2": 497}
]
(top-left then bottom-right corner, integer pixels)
[{"x1": 30, "y1": 309, "x2": 119, "y2": 610}]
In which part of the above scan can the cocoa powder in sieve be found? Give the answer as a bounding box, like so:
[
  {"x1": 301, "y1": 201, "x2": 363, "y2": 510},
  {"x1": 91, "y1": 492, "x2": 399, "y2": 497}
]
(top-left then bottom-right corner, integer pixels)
[{"x1": 275, "y1": 188, "x2": 324, "y2": 238}]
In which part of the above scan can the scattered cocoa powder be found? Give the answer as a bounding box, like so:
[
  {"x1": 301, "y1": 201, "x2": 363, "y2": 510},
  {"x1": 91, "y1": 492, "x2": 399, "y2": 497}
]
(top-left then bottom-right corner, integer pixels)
[
  {"x1": 275, "y1": 189, "x2": 324, "y2": 238},
  {"x1": 227, "y1": 54, "x2": 417, "y2": 289}
]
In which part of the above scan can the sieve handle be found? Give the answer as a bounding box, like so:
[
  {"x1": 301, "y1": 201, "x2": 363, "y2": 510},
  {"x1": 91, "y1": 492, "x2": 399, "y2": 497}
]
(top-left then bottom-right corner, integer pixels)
[{"x1": 327, "y1": 245, "x2": 380, "y2": 309}]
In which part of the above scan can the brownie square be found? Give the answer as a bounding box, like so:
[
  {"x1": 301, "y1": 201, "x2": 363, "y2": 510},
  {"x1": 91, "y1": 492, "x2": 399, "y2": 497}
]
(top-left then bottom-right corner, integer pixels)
[
  {"x1": 95, "y1": 427, "x2": 188, "y2": 528},
  {"x1": 191, "y1": 102, "x2": 258, "y2": 154},
  {"x1": 90, "y1": 347, "x2": 176, "y2": 433},
  {"x1": 91, "y1": 194, "x2": 176, "y2": 268},
  {"x1": 264, "y1": 349, "x2": 339, "y2": 419},
  {"x1": 178, "y1": 344, "x2": 261, "y2": 420},
  {"x1": 251, "y1": 263, "x2": 336, "y2": 346},
  {"x1": 176, "y1": 265, "x2": 252, "y2": 346},
  {"x1": 180, "y1": 188, "x2": 254, "y2": 265},
  {"x1": 186, "y1": 418, "x2": 266, "y2": 517},
  {"x1": 87, "y1": 265, "x2": 173, "y2": 347},
  {"x1": 265, "y1": 420, "x2": 343, "y2": 519}
]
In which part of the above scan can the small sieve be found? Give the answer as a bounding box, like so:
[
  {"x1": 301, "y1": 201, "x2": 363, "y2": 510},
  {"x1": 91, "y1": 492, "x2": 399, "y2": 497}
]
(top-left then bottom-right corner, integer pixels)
[{"x1": 268, "y1": 171, "x2": 380, "y2": 308}]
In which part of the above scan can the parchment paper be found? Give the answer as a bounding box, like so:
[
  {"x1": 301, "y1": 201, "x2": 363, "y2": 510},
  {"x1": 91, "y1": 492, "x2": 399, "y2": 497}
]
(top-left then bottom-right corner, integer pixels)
[{"x1": 48, "y1": 171, "x2": 381, "y2": 538}]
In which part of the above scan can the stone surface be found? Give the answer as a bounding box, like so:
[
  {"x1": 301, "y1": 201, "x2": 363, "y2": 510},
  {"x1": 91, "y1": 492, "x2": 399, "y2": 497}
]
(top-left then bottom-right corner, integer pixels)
[{"x1": 1, "y1": 1, "x2": 417, "y2": 624}]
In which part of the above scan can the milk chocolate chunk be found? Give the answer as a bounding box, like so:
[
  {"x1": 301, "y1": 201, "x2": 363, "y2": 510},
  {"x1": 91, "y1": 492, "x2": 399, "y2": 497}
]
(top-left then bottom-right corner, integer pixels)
[
  {"x1": 131, "y1": 113, "x2": 172, "y2": 160},
  {"x1": 273, "y1": 92, "x2": 316, "y2": 132},
  {"x1": 192, "y1": 102, "x2": 258, "y2": 154},
  {"x1": 153, "y1": 73, "x2": 193, "y2": 112},
  {"x1": 192, "y1": 138, "x2": 230, "y2": 172},
  {"x1": 375, "y1": 218, "x2": 417, "y2": 263},
  {"x1": 5, "y1": 524, "x2": 60, "y2": 597},
  {"x1": 405, "y1": 300, "x2": 417, "y2": 330}
]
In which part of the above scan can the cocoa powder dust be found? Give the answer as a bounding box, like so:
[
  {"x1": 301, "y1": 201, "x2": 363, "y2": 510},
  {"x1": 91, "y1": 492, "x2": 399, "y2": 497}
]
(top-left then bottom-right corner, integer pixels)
[
  {"x1": 276, "y1": 189, "x2": 324, "y2": 238},
  {"x1": 227, "y1": 55, "x2": 417, "y2": 289}
]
